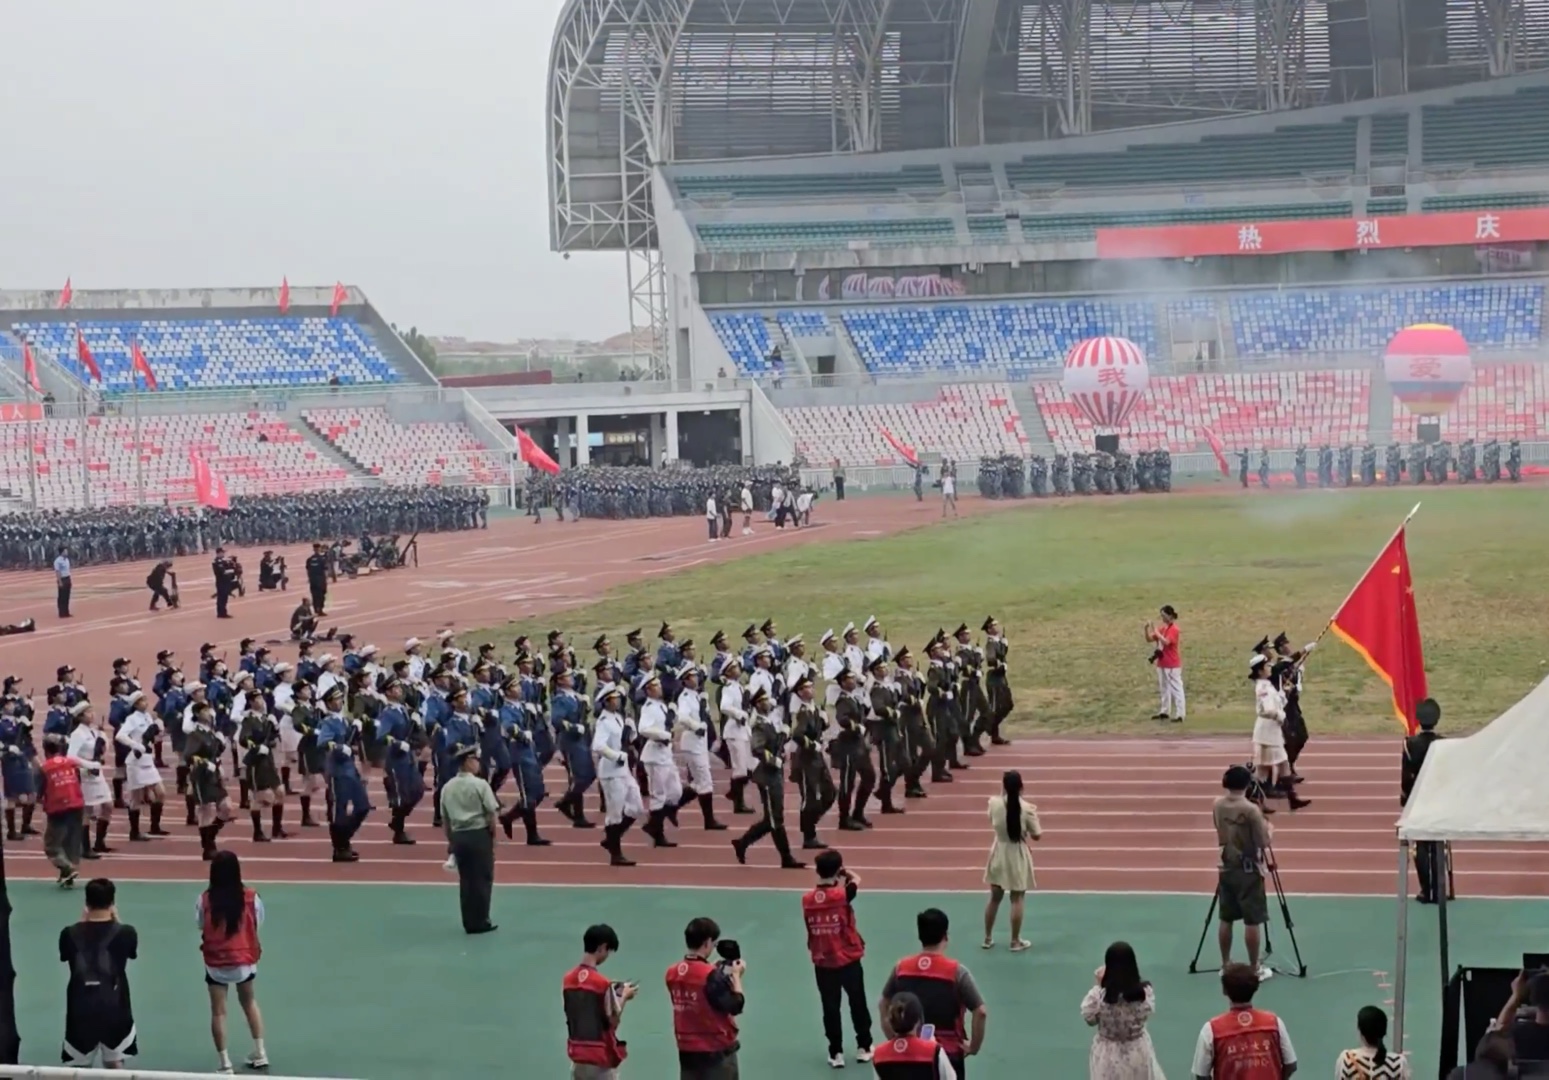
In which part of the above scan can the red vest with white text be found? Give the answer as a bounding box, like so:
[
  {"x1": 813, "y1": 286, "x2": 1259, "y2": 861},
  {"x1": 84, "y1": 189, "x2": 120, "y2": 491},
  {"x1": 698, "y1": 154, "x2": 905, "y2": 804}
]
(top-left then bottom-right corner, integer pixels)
[
  {"x1": 1208, "y1": 1005, "x2": 1284, "y2": 1080},
  {"x1": 889, "y1": 953, "x2": 966, "y2": 1056},
  {"x1": 802, "y1": 884, "x2": 865, "y2": 969},
  {"x1": 40, "y1": 756, "x2": 85, "y2": 815},
  {"x1": 562, "y1": 964, "x2": 627, "y2": 1067},
  {"x1": 665, "y1": 957, "x2": 738, "y2": 1055}
]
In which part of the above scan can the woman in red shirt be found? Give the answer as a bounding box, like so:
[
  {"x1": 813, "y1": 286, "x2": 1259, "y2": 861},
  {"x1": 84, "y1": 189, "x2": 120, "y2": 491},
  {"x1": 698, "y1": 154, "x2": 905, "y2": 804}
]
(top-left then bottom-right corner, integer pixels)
[{"x1": 196, "y1": 851, "x2": 269, "y2": 1074}]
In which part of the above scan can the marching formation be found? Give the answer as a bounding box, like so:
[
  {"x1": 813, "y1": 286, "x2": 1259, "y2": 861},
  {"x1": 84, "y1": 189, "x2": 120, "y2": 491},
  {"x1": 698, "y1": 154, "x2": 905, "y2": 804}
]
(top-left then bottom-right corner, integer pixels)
[{"x1": 0, "y1": 615, "x2": 1016, "y2": 878}]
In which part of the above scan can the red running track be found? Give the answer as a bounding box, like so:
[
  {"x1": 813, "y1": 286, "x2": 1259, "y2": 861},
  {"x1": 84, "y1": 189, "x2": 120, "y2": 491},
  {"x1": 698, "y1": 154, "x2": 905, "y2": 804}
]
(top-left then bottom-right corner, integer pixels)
[{"x1": 3, "y1": 502, "x2": 1545, "y2": 897}]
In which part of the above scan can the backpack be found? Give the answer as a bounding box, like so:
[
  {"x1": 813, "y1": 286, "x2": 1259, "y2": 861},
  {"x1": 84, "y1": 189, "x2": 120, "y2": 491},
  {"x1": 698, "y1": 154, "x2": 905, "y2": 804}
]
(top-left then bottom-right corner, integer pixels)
[{"x1": 68, "y1": 923, "x2": 122, "y2": 1014}]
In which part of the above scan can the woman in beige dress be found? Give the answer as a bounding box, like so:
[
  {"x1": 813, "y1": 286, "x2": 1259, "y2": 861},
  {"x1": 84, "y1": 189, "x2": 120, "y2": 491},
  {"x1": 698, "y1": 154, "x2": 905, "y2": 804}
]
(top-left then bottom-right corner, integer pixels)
[{"x1": 982, "y1": 770, "x2": 1041, "y2": 951}]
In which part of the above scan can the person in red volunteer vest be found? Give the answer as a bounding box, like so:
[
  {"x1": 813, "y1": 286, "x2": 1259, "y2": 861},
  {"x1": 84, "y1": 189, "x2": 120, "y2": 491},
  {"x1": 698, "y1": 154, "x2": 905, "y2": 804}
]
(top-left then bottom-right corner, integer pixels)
[
  {"x1": 879, "y1": 909, "x2": 987, "y2": 1077},
  {"x1": 666, "y1": 916, "x2": 745, "y2": 1080},
  {"x1": 872, "y1": 992, "x2": 957, "y2": 1079},
  {"x1": 563, "y1": 923, "x2": 634, "y2": 1079},
  {"x1": 197, "y1": 851, "x2": 269, "y2": 1074},
  {"x1": 1190, "y1": 962, "x2": 1299, "y2": 1080},
  {"x1": 803, "y1": 850, "x2": 874, "y2": 1068},
  {"x1": 40, "y1": 734, "x2": 97, "y2": 888}
]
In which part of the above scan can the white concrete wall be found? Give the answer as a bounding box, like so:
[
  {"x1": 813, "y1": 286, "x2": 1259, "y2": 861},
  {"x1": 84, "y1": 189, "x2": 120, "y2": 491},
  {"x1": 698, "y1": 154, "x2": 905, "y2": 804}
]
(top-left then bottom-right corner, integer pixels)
[{"x1": 654, "y1": 170, "x2": 735, "y2": 383}]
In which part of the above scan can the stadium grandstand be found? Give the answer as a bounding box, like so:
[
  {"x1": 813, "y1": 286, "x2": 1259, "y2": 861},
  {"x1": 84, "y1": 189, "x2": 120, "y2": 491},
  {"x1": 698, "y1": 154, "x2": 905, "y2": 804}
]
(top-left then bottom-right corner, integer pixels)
[
  {"x1": 547, "y1": 0, "x2": 1549, "y2": 472},
  {"x1": 0, "y1": 286, "x2": 520, "y2": 510}
]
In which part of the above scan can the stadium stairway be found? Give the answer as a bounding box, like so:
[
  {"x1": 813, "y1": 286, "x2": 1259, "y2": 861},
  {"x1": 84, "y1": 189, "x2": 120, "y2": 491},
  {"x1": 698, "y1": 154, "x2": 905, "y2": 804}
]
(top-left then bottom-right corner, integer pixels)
[
  {"x1": 1368, "y1": 366, "x2": 1395, "y2": 443},
  {"x1": 294, "y1": 417, "x2": 380, "y2": 486},
  {"x1": 1012, "y1": 383, "x2": 1056, "y2": 451}
]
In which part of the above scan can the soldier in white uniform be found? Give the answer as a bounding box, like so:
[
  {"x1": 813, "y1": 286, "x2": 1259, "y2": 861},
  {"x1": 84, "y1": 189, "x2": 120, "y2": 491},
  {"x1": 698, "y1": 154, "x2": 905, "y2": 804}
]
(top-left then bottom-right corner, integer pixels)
[
  {"x1": 65, "y1": 702, "x2": 114, "y2": 858},
  {"x1": 842, "y1": 623, "x2": 866, "y2": 677},
  {"x1": 117, "y1": 693, "x2": 169, "y2": 842},
  {"x1": 591, "y1": 685, "x2": 642, "y2": 866},
  {"x1": 637, "y1": 675, "x2": 680, "y2": 848},
  {"x1": 863, "y1": 617, "x2": 891, "y2": 666},
  {"x1": 717, "y1": 657, "x2": 754, "y2": 815},
  {"x1": 405, "y1": 637, "x2": 428, "y2": 684},
  {"x1": 781, "y1": 636, "x2": 811, "y2": 700},
  {"x1": 674, "y1": 664, "x2": 726, "y2": 831},
  {"x1": 748, "y1": 647, "x2": 781, "y2": 728},
  {"x1": 820, "y1": 630, "x2": 847, "y2": 709}
]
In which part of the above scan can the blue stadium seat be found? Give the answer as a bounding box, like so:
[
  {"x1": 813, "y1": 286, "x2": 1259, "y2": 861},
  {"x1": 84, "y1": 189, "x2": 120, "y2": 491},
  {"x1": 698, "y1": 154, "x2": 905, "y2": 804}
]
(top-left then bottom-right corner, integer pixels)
[
  {"x1": 777, "y1": 311, "x2": 830, "y2": 338},
  {"x1": 11, "y1": 316, "x2": 403, "y2": 393},
  {"x1": 1229, "y1": 283, "x2": 1544, "y2": 356},
  {"x1": 840, "y1": 301, "x2": 1159, "y2": 377},
  {"x1": 709, "y1": 313, "x2": 776, "y2": 375}
]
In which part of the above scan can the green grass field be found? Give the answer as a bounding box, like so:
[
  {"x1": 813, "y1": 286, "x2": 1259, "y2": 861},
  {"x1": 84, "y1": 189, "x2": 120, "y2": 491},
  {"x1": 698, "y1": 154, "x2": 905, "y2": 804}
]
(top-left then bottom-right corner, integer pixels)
[{"x1": 489, "y1": 485, "x2": 1549, "y2": 735}]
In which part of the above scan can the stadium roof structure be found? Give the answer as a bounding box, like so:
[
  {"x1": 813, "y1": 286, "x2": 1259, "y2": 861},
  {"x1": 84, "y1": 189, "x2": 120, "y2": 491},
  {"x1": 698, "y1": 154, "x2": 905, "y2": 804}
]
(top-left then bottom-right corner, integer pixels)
[{"x1": 546, "y1": 0, "x2": 1549, "y2": 365}]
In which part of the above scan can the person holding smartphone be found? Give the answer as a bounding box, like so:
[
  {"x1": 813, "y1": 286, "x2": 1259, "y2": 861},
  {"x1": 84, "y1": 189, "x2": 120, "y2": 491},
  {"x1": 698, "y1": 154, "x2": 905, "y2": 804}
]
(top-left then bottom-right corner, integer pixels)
[
  {"x1": 873, "y1": 993, "x2": 957, "y2": 1078},
  {"x1": 564, "y1": 924, "x2": 634, "y2": 1079}
]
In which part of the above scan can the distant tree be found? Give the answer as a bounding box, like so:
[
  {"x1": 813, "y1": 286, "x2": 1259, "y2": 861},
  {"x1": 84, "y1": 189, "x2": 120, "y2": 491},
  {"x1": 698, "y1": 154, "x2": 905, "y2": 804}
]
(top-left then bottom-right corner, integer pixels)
[{"x1": 391, "y1": 323, "x2": 440, "y2": 373}]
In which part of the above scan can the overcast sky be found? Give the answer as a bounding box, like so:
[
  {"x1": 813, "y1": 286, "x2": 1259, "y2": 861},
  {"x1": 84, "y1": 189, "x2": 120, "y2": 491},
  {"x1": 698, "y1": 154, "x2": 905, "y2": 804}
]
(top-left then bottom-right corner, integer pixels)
[{"x1": 0, "y1": 0, "x2": 626, "y2": 342}]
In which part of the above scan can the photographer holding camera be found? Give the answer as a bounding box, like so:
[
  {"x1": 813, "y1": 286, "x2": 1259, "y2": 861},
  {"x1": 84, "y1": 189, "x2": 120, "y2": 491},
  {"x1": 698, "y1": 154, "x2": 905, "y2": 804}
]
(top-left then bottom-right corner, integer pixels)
[
  {"x1": 803, "y1": 850, "x2": 874, "y2": 1068},
  {"x1": 564, "y1": 924, "x2": 634, "y2": 1079},
  {"x1": 257, "y1": 552, "x2": 288, "y2": 592},
  {"x1": 666, "y1": 917, "x2": 745, "y2": 1080}
]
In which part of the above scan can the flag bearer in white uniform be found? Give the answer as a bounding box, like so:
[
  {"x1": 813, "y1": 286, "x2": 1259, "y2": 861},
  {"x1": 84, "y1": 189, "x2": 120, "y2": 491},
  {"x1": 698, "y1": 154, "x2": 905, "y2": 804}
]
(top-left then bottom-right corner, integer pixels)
[
  {"x1": 717, "y1": 657, "x2": 754, "y2": 815},
  {"x1": 591, "y1": 685, "x2": 642, "y2": 867},
  {"x1": 674, "y1": 665, "x2": 726, "y2": 832},
  {"x1": 65, "y1": 702, "x2": 115, "y2": 858},
  {"x1": 637, "y1": 675, "x2": 680, "y2": 848},
  {"x1": 117, "y1": 692, "x2": 169, "y2": 842}
]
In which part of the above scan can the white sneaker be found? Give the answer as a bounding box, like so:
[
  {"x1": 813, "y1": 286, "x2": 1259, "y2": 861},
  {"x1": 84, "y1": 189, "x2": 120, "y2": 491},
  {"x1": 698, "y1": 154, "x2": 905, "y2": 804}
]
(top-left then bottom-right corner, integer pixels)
[
  {"x1": 742, "y1": 527, "x2": 751, "y2": 535},
  {"x1": 855, "y1": 1047, "x2": 873, "y2": 1063},
  {"x1": 246, "y1": 1050, "x2": 270, "y2": 1070},
  {"x1": 443, "y1": 854, "x2": 457, "y2": 873},
  {"x1": 1255, "y1": 964, "x2": 1274, "y2": 982},
  {"x1": 827, "y1": 1052, "x2": 845, "y2": 1068}
]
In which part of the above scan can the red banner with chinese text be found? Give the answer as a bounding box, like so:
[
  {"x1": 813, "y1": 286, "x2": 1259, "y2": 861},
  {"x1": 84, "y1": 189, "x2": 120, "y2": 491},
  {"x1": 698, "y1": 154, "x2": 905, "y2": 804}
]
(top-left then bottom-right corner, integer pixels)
[
  {"x1": 0, "y1": 403, "x2": 42, "y2": 423},
  {"x1": 1095, "y1": 207, "x2": 1549, "y2": 260}
]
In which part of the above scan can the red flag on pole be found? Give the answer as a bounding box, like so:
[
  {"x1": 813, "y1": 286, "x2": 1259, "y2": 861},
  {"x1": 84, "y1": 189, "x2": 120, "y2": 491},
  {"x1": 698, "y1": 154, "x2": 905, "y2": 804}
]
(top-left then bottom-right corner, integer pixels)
[
  {"x1": 189, "y1": 451, "x2": 231, "y2": 510},
  {"x1": 58, "y1": 277, "x2": 73, "y2": 309},
  {"x1": 22, "y1": 342, "x2": 42, "y2": 393},
  {"x1": 130, "y1": 340, "x2": 159, "y2": 391},
  {"x1": 515, "y1": 427, "x2": 561, "y2": 474},
  {"x1": 330, "y1": 282, "x2": 347, "y2": 317},
  {"x1": 75, "y1": 328, "x2": 101, "y2": 383},
  {"x1": 278, "y1": 277, "x2": 291, "y2": 314},
  {"x1": 1329, "y1": 520, "x2": 1428, "y2": 733},
  {"x1": 879, "y1": 426, "x2": 920, "y2": 467},
  {"x1": 1199, "y1": 426, "x2": 1230, "y2": 477}
]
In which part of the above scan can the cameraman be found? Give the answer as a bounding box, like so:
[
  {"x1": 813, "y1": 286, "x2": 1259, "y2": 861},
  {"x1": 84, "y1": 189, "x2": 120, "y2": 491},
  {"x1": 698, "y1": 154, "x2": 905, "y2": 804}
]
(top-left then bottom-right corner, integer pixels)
[
  {"x1": 802, "y1": 850, "x2": 873, "y2": 1067},
  {"x1": 564, "y1": 924, "x2": 633, "y2": 1079},
  {"x1": 1401, "y1": 698, "x2": 1444, "y2": 904},
  {"x1": 257, "y1": 552, "x2": 288, "y2": 592},
  {"x1": 1214, "y1": 766, "x2": 1273, "y2": 981},
  {"x1": 666, "y1": 917, "x2": 744, "y2": 1080}
]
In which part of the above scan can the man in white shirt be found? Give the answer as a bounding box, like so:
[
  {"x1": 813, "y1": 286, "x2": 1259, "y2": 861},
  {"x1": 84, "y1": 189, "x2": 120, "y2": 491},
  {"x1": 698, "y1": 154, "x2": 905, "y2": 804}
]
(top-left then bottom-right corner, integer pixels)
[
  {"x1": 705, "y1": 494, "x2": 719, "y2": 543},
  {"x1": 795, "y1": 488, "x2": 814, "y2": 527},
  {"x1": 590, "y1": 686, "x2": 642, "y2": 867},
  {"x1": 54, "y1": 547, "x2": 73, "y2": 618},
  {"x1": 769, "y1": 481, "x2": 784, "y2": 523},
  {"x1": 1191, "y1": 963, "x2": 1298, "y2": 1080},
  {"x1": 740, "y1": 483, "x2": 754, "y2": 535},
  {"x1": 637, "y1": 675, "x2": 680, "y2": 849}
]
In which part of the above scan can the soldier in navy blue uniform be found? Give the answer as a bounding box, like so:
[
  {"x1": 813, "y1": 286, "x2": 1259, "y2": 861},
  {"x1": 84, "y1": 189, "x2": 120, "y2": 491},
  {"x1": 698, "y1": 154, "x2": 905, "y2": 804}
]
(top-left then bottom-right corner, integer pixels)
[
  {"x1": 656, "y1": 623, "x2": 683, "y2": 703},
  {"x1": 508, "y1": 669, "x2": 551, "y2": 847},
  {"x1": 43, "y1": 686, "x2": 72, "y2": 740},
  {"x1": 551, "y1": 668, "x2": 596, "y2": 828},
  {"x1": 375, "y1": 678, "x2": 424, "y2": 844},
  {"x1": 0, "y1": 701, "x2": 38, "y2": 839},
  {"x1": 317, "y1": 684, "x2": 372, "y2": 862}
]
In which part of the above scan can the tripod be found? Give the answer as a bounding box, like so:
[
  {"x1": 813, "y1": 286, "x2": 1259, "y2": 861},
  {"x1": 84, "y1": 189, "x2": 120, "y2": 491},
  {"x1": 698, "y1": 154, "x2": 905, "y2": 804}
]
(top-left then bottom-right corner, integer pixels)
[{"x1": 1188, "y1": 855, "x2": 1307, "y2": 978}]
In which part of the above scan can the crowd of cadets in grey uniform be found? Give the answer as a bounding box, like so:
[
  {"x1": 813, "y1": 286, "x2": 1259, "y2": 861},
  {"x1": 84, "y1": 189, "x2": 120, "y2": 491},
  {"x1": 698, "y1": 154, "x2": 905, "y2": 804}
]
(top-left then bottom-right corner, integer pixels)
[
  {"x1": 524, "y1": 463, "x2": 799, "y2": 522},
  {"x1": 0, "y1": 612, "x2": 1016, "y2": 867}
]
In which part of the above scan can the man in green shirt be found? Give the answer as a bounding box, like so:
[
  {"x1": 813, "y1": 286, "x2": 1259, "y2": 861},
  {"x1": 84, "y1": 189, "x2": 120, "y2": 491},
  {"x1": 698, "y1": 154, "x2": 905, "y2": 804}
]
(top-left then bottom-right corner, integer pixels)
[{"x1": 439, "y1": 743, "x2": 500, "y2": 935}]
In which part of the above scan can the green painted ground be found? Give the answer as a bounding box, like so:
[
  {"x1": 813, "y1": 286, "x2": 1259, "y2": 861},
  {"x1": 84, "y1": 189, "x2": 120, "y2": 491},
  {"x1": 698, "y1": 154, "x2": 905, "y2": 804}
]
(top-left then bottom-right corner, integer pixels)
[
  {"x1": 8, "y1": 879, "x2": 1547, "y2": 1077},
  {"x1": 481, "y1": 484, "x2": 1549, "y2": 736}
]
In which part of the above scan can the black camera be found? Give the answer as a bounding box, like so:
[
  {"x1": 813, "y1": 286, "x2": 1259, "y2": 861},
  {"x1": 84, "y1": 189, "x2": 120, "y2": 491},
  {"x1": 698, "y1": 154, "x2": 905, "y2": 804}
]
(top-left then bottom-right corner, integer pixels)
[{"x1": 715, "y1": 939, "x2": 742, "y2": 964}]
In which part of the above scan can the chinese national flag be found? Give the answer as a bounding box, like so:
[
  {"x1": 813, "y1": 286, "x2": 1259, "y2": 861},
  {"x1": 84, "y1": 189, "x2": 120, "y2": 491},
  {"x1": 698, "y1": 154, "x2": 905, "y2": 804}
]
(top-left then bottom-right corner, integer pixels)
[
  {"x1": 330, "y1": 281, "x2": 347, "y2": 317},
  {"x1": 1330, "y1": 526, "x2": 1428, "y2": 733},
  {"x1": 58, "y1": 277, "x2": 73, "y2": 309},
  {"x1": 515, "y1": 427, "x2": 561, "y2": 474},
  {"x1": 1199, "y1": 426, "x2": 1230, "y2": 476},
  {"x1": 189, "y1": 451, "x2": 231, "y2": 510},
  {"x1": 75, "y1": 328, "x2": 101, "y2": 383},
  {"x1": 22, "y1": 342, "x2": 41, "y2": 392},
  {"x1": 130, "y1": 340, "x2": 159, "y2": 390},
  {"x1": 879, "y1": 426, "x2": 920, "y2": 467},
  {"x1": 278, "y1": 277, "x2": 291, "y2": 314}
]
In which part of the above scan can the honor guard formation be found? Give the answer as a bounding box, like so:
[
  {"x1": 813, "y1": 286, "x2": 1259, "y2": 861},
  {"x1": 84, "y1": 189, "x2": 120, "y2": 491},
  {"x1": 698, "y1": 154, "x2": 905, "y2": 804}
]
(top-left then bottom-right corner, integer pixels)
[
  {"x1": 978, "y1": 451, "x2": 1174, "y2": 498},
  {"x1": 522, "y1": 463, "x2": 801, "y2": 522},
  {"x1": 1238, "y1": 441, "x2": 1524, "y2": 491},
  {"x1": 0, "y1": 486, "x2": 488, "y2": 571},
  {"x1": 0, "y1": 613, "x2": 1015, "y2": 873}
]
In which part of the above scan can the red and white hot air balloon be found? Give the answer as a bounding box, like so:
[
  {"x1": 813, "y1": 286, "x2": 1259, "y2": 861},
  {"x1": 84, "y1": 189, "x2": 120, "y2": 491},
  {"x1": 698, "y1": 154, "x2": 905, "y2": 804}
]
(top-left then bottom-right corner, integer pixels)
[{"x1": 1062, "y1": 336, "x2": 1150, "y2": 430}]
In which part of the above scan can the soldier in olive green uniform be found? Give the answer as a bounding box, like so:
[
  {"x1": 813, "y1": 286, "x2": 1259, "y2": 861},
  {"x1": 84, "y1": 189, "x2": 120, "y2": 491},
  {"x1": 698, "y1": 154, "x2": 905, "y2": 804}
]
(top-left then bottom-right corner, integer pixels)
[
  {"x1": 831, "y1": 666, "x2": 875, "y2": 831},
  {"x1": 729, "y1": 687, "x2": 804, "y2": 869},
  {"x1": 982, "y1": 616, "x2": 1013, "y2": 745},
  {"x1": 789, "y1": 675, "x2": 836, "y2": 850},
  {"x1": 866, "y1": 655, "x2": 906, "y2": 815},
  {"x1": 926, "y1": 635, "x2": 964, "y2": 782},
  {"x1": 953, "y1": 623, "x2": 989, "y2": 757},
  {"x1": 895, "y1": 648, "x2": 931, "y2": 798}
]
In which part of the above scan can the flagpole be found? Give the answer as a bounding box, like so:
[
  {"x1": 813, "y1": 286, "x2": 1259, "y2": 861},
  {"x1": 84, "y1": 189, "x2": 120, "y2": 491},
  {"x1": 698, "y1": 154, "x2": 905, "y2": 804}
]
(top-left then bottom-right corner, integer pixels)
[
  {"x1": 133, "y1": 367, "x2": 144, "y2": 506},
  {"x1": 21, "y1": 367, "x2": 37, "y2": 510},
  {"x1": 79, "y1": 382, "x2": 91, "y2": 508},
  {"x1": 1302, "y1": 502, "x2": 1423, "y2": 660}
]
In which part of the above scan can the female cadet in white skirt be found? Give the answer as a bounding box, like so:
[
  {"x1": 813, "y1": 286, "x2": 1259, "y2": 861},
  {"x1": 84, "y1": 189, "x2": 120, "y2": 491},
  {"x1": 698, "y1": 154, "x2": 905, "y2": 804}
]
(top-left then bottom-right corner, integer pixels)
[
  {"x1": 117, "y1": 692, "x2": 169, "y2": 841},
  {"x1": 65, "y1": 702, "x2": 114, "y2": 856}
]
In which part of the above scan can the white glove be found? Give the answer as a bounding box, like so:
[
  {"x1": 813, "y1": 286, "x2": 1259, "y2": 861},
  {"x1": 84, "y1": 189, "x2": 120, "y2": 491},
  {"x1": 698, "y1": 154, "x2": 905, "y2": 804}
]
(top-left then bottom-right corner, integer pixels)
[
  {"x1": 3, "y1": 746, "x2": 18, "y2": 757},
  {"x1": 343, "y1": 745, "x2": 354, "y2": 759},
  {"x1": 1304, "y1": 642, "x2": 1317, "y2": 653},
  {"x1": 257, "y1": 745, "x2": 270, "y2": 757},
  {"x1": 397, "y1": 740, "x2": 411, "y2": 753},
  {"x1": 351, "y1": 718, "x2": 364, "y2": 731}
]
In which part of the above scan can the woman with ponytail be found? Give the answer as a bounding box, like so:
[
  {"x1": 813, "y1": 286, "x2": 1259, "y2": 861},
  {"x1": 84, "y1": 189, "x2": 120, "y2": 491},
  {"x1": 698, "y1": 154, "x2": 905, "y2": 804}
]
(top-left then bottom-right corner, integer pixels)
[
  {"x1": 1337, "y1": 1005, "x2": 1410, "y2": 1079},
  {"x1": 196, "y1": 851, "x2": 269, "y2": 1074},
  {"x1": 982, "y1": 769, "x2": 1041, "y2": 951},
  {"x1": 871, "y1": 992, "x2": 958, "y2": 1078}
]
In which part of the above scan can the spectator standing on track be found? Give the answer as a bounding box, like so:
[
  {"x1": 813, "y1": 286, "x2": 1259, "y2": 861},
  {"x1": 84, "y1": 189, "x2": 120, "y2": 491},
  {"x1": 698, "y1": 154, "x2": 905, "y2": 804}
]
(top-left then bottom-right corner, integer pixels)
[
  {"x1": 564, "y1": 923, "x2": 634, "y2": 1079},
  {"x1": 667, "y1": 917, "x2": 745, "y2": 1080},
  {"x1": 832, "y1": 460, "x2": 846, "y2": 501},
  {"x1": 59, "y1": 878, "x2": 139, "y2": 1069},
  {"x1": 1191, "y1": 963, "x2": 1297, "y2": 1080},
  {"x1": 880, "y1": 909, "x2": 987, "y2": 1078},
  {"x1": 1213, "y1": 766, "x2": 1274, "y2": 980},
  {"x1": 439, "y1": 742, "x2": 499, "y2": 935},
  {"x1": 197, "y1": 851, "x2": 269, "y2": 1074},
  {"x1": 803, "y1": 850, "x2": 874, "y2": 1068},
  {"x1": 54, "y1": 546, "x2": 73, "y2": 618}
]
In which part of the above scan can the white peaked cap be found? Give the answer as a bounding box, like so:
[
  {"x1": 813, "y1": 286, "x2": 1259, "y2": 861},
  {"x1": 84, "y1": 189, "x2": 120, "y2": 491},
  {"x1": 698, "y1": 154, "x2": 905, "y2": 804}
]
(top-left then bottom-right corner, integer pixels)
[
  {"x1": 864, "y1": 617, "x2": 878, "y2": 632},
  {"x1": 820, "y1": 629, "x2": 835, "y2": 645}
]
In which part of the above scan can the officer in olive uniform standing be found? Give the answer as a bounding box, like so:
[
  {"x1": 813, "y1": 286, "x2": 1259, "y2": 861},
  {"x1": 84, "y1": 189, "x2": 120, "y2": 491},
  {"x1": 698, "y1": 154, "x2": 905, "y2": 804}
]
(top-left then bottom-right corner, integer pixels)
[
  {"x1": 305, "y1": 544, "x2": 331, "y2": 616},
  {"x1": 1401, "y1": 697, "x2": 1446, "y2": 904}
]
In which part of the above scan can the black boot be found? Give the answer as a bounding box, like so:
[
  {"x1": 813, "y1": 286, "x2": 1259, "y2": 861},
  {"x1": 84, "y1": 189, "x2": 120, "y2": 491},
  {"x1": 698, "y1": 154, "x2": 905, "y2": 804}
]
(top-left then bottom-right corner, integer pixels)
[
  {"x1": 698, "y1": 792, "x2": 728, "y2": 831},
  {"x1": 200, "y1": 825, "x2": 218, "y2": 861},
  {"x1": 603, "y1": 819, "x2": 636, "y2": 866},
  {"x1": 4, "y1": 808, "x2": 16, "y2": 841},
  {"x1": 93, "y1": 819, "x2": 112, "y2": 854},
  {"x1": 522, "y1": 808, "x2": 551, "y2": 847},
  {"x1": 729, "y1": 777, "x2": 755, "y2": 815},
  {"x1": 330, "y1": 825, "x2": 358, "y2": 862},
  {"x1": 555, "y1": 795, "x2": 576, "y2": 823},
  {"x1": 774, "y1": 827, "x2": 806, "y2": 869},
  {"x1": 644, "y1": 809, "x2": 677, "y2": 848},
  {"x1": 271, "y1": 805, "x2": 288, "y2": 839},
  {"x1": 498, "y1": 805, "x2": 520, "y2": 840},
  {"x1": 185, "y1": 794, "x2": 198, "y2": 827},
  {"x1": 128, "y1": 810, "x2": 147, "y2": 842},
  {"x1": 879, "y1": 784, "x2": 905, "y2": 815},
  {"x1": 251, "y1": 811, "x2": 270, "y2": 843},
  {"x1": 149, "y1": 801, "x2": 168, "y2": 835},
  {"x1": 112, "y1": 778, "x2": 125, "y2": 810},
  {"x1": 20, "y1": 805, "x2": 36, "y2": 836},
  {"x1": 570, "y1": 794, "x2": 596, "y2": 829},
  {"x1": 175, "y1": 764, "x2": 189, "y2": 795},
  {"x1": 299, "y1": 796, "x2": 319, "y2": 827},
  {"x1": 281, "y1": 767, "x2": 294, "y2": 796},
  {"x1": 238, "y1": 779, "x2": 251, "y2": 811}
]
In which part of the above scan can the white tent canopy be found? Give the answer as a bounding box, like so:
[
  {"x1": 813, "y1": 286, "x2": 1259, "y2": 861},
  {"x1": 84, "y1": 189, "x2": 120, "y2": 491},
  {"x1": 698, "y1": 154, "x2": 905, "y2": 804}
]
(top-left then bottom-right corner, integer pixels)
[{"x1": 1397, "y1": 672, "x2": 1549, "y2": 843}]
